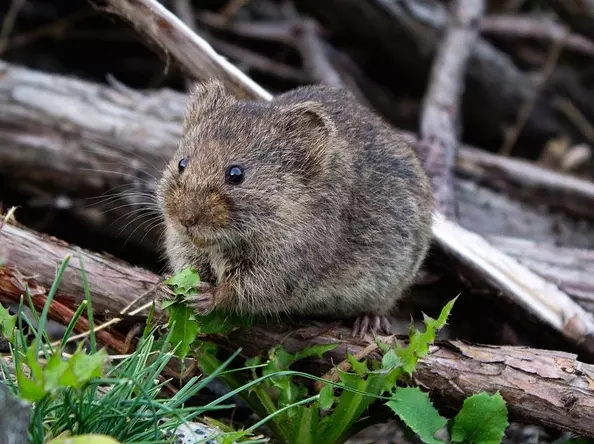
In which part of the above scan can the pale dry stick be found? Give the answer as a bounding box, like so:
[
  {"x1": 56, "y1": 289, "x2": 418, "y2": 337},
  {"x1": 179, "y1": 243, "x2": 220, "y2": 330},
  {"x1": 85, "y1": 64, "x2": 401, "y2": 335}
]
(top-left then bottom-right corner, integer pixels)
[
  {"x1": 433, "y1": 212, "x2": 594, "y2": 350},
  {"x1": 553, "y1": 96, "x2": 594, "y2": 142},
  {"x1": 0, "y1": 0, "x2": 26, "y2": 55},
  {"x1": 480, "y1": 14, "x2": 594, "y2": 58},
  {"x1": 51, "y1": 298, "x2": 158, "y2": 348},
  {"x1": 101, "y1": 0, "x2": 272, "y2": 100},
  {"x1": 500, "y1": 28, "x2": 568, "y2": 156},
  {"x1": 417, "y1": 0, "x2": 486, "y2": 220}
]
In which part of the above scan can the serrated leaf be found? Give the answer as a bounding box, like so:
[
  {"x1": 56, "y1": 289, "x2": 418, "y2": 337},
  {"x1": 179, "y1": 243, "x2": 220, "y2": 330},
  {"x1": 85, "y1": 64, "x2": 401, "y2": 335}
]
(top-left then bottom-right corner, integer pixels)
[
  {"x1": 381, "y1": 349, "x2": 401, "y2": 370},
  {"x1": 167, "y1": 303, "x2": 200, "y2": 360},
  {"x1": 0, "y1": 303, "x2": 16, "y2": 342},
  {"x1": 386, "y1": 386, "x2": 447, "y2": 444},
  {"x1": 16, "y1": 365, "x2": 45, "y2": 402},
  {"x1": 320, "y1": 372, "x2": 384, "y2": 443},
  {"x1": 396, "y1": 297, "x2": 457, "y2": 376},
  {"x1": 163, "y1": 267, "x2": 201, "y2": 295},
  {"x1": 25, "y1": 340, "x2": 44, "y2": 382},
  {"x1": 67, "y1": 347, "x2": 108, "y2": 386},
  {"x1": 451, "y1": 391, "x2": 508, "y2": 443},
  {"x1": 347, "y1": 354, "x2": 369, "y2": 377},
  {"x1": 289, "y1": 406, "x2": 319, "y2": 444},
  {"x1": 319, "y1": 383, "x2": 334, "y2": 410},
  {"x1": 44, "y1": 352, "x2": 69, "y2": 393},
  {"x1": 194, "y1": 310, "x2": 251, "y2": 334},
  {"x1": 293, "y1": 343, "x2": 338, "y2": 361}
]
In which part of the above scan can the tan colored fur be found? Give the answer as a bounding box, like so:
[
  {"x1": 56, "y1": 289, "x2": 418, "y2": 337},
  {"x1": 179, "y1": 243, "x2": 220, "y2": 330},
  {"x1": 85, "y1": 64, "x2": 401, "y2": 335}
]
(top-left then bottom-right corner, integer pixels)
[{"x1": 157, "y1": 79, "x2": 434, "y2": 322}]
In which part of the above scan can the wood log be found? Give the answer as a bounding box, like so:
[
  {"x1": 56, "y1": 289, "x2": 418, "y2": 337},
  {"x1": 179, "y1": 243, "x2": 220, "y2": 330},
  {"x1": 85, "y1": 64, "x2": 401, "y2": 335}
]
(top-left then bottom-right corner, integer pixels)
[
  {"x1": 0, "y1": 220, "x2": 167, "y2": 316},
  {"x1": 416, "y1": 0, "x2": 485, "y2": 219},
  {"x1": 1, "y1": 220, "x2": 594, "y2": 438}
]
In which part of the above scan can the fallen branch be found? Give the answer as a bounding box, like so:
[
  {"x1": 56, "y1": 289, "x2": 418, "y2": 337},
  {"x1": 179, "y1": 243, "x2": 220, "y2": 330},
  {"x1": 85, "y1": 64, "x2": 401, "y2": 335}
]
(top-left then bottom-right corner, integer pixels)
[
  {"x1": 417, "y1": 0, "x2": 485, "y2": 219},
  {"x1": 480, "y1": 14, "x2": 594, "y2": 58},
  {"x1": 2, "y1": 222, "x2": 594, "y2": 437},
  {"x1": 0, "y1": 220, "x2": 167, "y2": 317},
  {"x1": 210, "y1": 324, "x2": 594, "y2": 438}
]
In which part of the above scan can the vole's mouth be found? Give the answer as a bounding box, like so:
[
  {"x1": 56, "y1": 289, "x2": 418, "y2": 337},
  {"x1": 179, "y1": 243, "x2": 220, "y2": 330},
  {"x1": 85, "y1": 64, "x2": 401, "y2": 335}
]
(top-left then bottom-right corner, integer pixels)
[{"x1": 182, "y1": 224, "x2": 229, "y2": 247}]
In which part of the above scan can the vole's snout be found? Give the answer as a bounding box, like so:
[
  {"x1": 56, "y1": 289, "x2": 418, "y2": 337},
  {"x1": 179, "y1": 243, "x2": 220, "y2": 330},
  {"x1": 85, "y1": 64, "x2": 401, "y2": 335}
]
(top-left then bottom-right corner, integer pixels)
[
  {"x1": 174, "y1": 187, "x2": 230, "y2": 232},
  {"x1": 178, "y1": 207, "x2": 201, "y2": 228}
]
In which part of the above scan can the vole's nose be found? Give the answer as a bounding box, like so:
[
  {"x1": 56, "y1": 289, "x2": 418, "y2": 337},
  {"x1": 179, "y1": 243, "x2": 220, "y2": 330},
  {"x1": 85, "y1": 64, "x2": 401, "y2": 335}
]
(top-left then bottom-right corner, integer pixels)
[{"x1": 178, "y1": 207, "x2": 201, "y2": 228}]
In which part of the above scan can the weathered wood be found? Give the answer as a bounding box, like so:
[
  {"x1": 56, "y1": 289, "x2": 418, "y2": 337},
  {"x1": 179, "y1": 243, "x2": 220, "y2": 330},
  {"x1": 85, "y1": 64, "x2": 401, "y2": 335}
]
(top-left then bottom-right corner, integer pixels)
[
  {"x1": 0, "y1": 220, "x2": 167, "y2": 316},
  {"x1": 2, "y1": 221, "x2": 594, "y2": 437},
  {"x1": 213, "y1": 325, "x2": 594, "y2": 438},
  {"x1": 417, "y1": 0, "x2": 485, "y2": 219}
]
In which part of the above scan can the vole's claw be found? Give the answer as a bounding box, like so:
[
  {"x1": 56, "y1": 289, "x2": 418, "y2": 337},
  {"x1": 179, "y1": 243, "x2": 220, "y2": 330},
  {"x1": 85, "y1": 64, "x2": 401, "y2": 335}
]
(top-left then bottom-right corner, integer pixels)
[
  {"x1": 184, "y1": 282, "x2": 216, "y2": 315},
  {"x1": 352, "y1": 314, "x2": 392, "y2": 338}
]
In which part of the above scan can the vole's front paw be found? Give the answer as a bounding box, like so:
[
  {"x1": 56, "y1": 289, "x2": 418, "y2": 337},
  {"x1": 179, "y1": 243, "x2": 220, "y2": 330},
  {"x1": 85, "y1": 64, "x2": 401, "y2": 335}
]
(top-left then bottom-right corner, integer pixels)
[
  {"x1": 352, "y1": 314, "x2": 392, "y2": 338},
  {"x1": 184, "y1": 282, "x2": 217, "y2": 315}
]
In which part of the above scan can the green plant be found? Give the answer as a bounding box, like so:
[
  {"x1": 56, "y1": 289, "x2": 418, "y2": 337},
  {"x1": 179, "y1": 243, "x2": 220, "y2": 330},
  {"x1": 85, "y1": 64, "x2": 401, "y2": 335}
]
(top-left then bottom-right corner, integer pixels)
[
  {"x1": 163, "y1": 267, "x2": 511, "y2": 444},
  {"x1": 0, "y1": 257, "x2": 247, "y2": 444}
]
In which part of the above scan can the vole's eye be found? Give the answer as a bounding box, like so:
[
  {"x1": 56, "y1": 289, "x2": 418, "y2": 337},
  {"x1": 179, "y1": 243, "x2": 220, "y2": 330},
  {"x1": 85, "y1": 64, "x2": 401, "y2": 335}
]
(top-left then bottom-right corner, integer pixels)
[
  {"x1": 178, "y1": 158, "x2": 189, "y2": 173},
  {"x1": 225, "y1": 165, "x2": 244, "y2": 185}
]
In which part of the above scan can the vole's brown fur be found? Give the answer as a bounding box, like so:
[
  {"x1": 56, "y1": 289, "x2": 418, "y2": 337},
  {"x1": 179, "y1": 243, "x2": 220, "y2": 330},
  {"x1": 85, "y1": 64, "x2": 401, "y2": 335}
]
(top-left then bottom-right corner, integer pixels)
[{"x1": 157, "y1": 80, "x2": 433, "y2": 336}]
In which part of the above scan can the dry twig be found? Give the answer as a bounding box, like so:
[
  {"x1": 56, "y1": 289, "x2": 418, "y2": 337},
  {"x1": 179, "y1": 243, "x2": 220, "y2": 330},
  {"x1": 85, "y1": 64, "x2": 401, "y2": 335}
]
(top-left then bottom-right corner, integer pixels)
[
  {"x1": 480, "y1": 14, "x2": 594, "y2": 58},
  {"x1": 501, "y1": 28, "x2": 568, "y2": 155},
  {"x1": 0, "y1": 0, "x2": 26, "y2": 55},
  {"x1": 417, "y1": 0, "x2": 485, "y2": 220}
]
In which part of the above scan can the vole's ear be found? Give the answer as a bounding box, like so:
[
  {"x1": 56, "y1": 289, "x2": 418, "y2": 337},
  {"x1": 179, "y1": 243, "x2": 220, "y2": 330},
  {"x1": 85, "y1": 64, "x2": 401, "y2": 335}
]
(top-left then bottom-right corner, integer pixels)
[
  {"x1": 183, "y1": 79, "x2": 235, "y2": 132},
  {"x1": 278, "y1": 101, "x2": 336, "y2": 141}
]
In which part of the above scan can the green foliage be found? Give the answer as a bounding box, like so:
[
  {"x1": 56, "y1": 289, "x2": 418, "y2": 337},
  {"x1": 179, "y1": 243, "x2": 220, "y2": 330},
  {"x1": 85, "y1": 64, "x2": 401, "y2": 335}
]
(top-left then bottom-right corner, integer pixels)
[
  {"x1": 2, "y1": 256, "x2": 242, "y2": 444},
  {"x1": 15, "y1": 339, "x2": 108, "y2": 402},
  {"x1": 450, "y1": 392, "x2": 509, "y2": 443},
  {"x1": 0, "y1": 302, "x2": 16, "y2": 342},
  {"x1": 162, "y1": 267, "x2": 253, "y2": 360},
  {"x1": 166, "y1": 302, "x2": 200, "y2": 360}
]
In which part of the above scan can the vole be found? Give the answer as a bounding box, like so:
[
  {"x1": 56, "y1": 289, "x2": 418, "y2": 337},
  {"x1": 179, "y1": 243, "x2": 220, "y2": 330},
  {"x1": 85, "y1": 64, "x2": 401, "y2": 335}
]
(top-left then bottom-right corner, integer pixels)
[{"x1": 157, "y1": 80, "x2": 433, "y2": 337}]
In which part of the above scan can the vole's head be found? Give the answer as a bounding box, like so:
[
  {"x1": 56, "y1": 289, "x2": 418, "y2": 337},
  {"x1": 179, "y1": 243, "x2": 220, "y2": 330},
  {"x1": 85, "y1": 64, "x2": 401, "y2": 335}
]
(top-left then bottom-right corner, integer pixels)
[{"x1": 157, "y1": 80, "x2": 338, "y2": 246}]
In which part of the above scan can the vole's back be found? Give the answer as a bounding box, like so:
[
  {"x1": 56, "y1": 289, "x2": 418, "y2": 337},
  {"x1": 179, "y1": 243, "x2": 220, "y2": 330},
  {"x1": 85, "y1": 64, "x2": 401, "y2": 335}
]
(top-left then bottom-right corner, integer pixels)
[{"x1": 269, "y1": 86, "x2": 433, "y2": 317}]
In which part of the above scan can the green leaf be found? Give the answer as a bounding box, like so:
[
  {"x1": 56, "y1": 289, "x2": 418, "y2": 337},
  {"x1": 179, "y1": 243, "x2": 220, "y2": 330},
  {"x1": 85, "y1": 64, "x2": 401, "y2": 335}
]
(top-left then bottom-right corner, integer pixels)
[
  {"x1": 396, "y1": 296, "x2": 458, "y2": 376},
  {"x1": 293, "y1": 343, "x2": 338, "y2": 361},
  {"x1": 381, "y1": 349, "x2": 401, "y2": 370},
  {"x1": 319, "y1": 371, "x2": 385, "y2": 443},
  {"x1": 288, "y1": 406, "x2": 319, "y2": 444},
  {"x1": 44, "y1": 352, "x2": 70, "y2": 393},
  {"x1": 194, "y1": 310, "x2": 251, "y2": 335},
  {"x1": 347, "y1": 354, "x2": 369, "y2": 377},
  {"x1": 386, "y1": 386, "x2": 447, "y2": 444},
  {"x1": 451, "y1": 391, "x2": 508, "y2": 443},
  {"x1": 0, "y1": 303, "x2": 16, "y2": 342},
  {"x1": 67, "y1": 346, "x2": 108, "y2": 386},
  {"x1": 163, "y1": 267, "x2": 201, "y2": 295},
  {"x1": 319, "y1": 383, "x2": 334, "y2": 410},
  {"x1": 16, "y1": 364, "x2": 45, "y2": 402},
  {"x1": 167, "y1": 302, "x2": 200, "y2": 360}
]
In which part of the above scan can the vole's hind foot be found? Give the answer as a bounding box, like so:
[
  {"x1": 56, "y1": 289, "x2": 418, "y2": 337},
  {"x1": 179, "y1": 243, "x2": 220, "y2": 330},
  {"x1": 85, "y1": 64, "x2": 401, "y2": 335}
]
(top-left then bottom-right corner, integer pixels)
[
  {"x1": 352, "y1": 314, "x2": 392, "y2": 338},
  {"x1": 183, "y1": 282, "x2": 216, "y2": 316}
]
